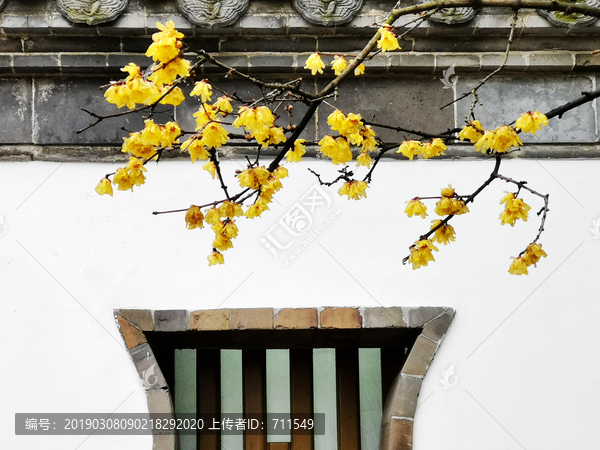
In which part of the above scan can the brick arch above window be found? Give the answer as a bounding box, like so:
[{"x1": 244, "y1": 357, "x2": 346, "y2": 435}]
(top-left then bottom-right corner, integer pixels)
[{"x1": 114, "y1": 306, "x2": 455, "y2": 450}]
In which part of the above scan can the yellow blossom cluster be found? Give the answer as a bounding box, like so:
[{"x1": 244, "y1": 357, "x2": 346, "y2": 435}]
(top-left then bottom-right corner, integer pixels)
[
  {"x1": 509, "y1": 243, "x2": 548, "y2": 275},
  {"x1": 515, "y1": 111, "x2": 549, "y2": 134},
  {"x1": 499, "y1": 192, "x2": 531, "y2": 226},
  {"x1": 404, "y1": 199, "x2": 427, "y2": 218},
  {"x1": 236, "y1": 166, "x2": 288, "y2": 219},
  {"x1": 304, "y1": 53, "x2": 365, "y2": 77},
  {"x1": 285, "y1": 139, "x2": 307, "y2": 163},
  {"x1": 338, "y1": 180, "x2": 369, "y2": 200},
  {"x1": 430, "y1": 220, "x2": 456, "y2": 245},
  {"x1": 435, "y1": 185, "x2": 469, "y2": 216},
  {"x1": 112, "y1": 157, "x2": 147, "y2": 191},
  {"x1": 377, "y1": 26, "x2": 401, "y2": 52},
  {"x1": 397, "y1": 138, "x2": 447, "y2": 160},
  {"x1": 320, "y1": 110, "x2": 378, "y2": 168},
  {"x1": 408, "y1": 239, "x2": 438, "y2": 270},
  {"x1": 104, "y1": 64, "x2": 162, "y2": 109},
  {"x1": 122, "y1": 119, "x2": 181, "y2": 159},
  {"x1": 232, "y1": 106, "x2": 286, "y2": 148}
]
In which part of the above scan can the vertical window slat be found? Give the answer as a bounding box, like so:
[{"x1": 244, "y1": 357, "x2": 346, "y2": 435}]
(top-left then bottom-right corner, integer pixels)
[
  {"x1": 221, "y1": 349, "x2": 243, "y2": 450},
  {"x1": 313, "y1": 349, "x2": 337, "y2": 450},
  {"x1": 175, "y1": 349, "x2": 197, "y2": 450},
  {"x1": 243, "y1": 349, "x2": 267, "y2": 450},
  {"x1": 290, "y1": 348, "x2": 315, "y2": 450},
  {"x1": 359, "y1": 348, "x2": 383, "y2": 450},
  {"x1": 197, "y1": 349, "x2": 221, "y2": 450},
  {"x1": 336, "y1": 348, "x2": 361, "y2": 450},
  {"x1": 266, "y1": 349, "x2": 291, "y2": 444}
]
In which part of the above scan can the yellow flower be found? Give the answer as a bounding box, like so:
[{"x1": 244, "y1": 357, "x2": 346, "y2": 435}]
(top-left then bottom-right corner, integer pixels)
[
  {"x1": 515, "y1": 111, "x2": 548, "y2": 135},
  {"x1": 146, "y1": 21, "x2": 183, "y2": 63},
  {"x1": 285, "y1": 139, "x2": 306, "y2": 163},
  {"x1": 491, "y1": 125, "x2": 522, "y2": 153},
  {"x1": 356, "y1": 152, "x2": 372, "y2": 168},
  {"x1": 327, "y1": 109, "x2": 346, "y2": 132},
  {"x1": 377, "y1": 26, "x2": 401, "y2": 52},
  {"x1": 430, "y1": 220, "x2": 456, "y2": 245},
  {"x1": 441, "y1": 185, "x2": 455, "y2": 198},
  {"x1": 113, "y1": 168, "x2": 135, "y2": 191},
  {"x1": 185, "y1": 206, "x2": 204, "y2": 230},
  {"x1": 508, "y1": 256, "x2": 529, "y2": 275},
  {"x1": 213, "y1": 234, "x2": 233, "y2": 251},
  {"x1": 181, "y1": 136, "x2": 210, "y2": 162},
  {"x1": 159, "y1": 86, "x2": 185, "y2": 106},
  {"x1": 458, "y1": 120, "x2": 484, "y2": 143},
  {"x1": 304, "y1": 52, "x2": 325, "y2": 75},
  {"x1": 205, "y1": 207, "x2": 221, "y2": 226},
  {"x1": 331, "y1": 55, "x2": 348, "y2": 76},
  {"x1": 213, "y1": 95, "x2": 233, "y2": 116},
  {"x1": 405, "y1": 199, "x2": 427, "y2": 219},
  {"x1": 354, "y1": 63, "x2": 365, "y2": 76},
  {"x1": 273, "y1": 166, "x2": 289, "y2": 179},
  {"x1": 221, "y1": 220, "x2": 239, "y2": 239},
  {"x1": 208, "y1": 250, "x2": 225, "y2": 266},
  {"x1": 263, "y1": 127, "x2": 287, "y2": 148},
  {"x1": 474, "y1": 130, "x2": 494, "y2": 153},
  {"x1": 435, "y1": 185, "x2": 469, "y2": 216},
  {"x1": 237, "y1": 166, "x2": 270, "y2": 190},
  {"x1": 190, "y1": 80, "x2": 213, "y2": 103},
  {"x1": 202, "y1": 122, "x2": 230, "y2": 149},
  {"x1": 245, "y1": 202, "x2": 269, "y2": 219},
  {"x1": 398, "y1": 140, "x2": 422, "y2": 161},
  {"x1": 149, "y1": 58, "x2": 191, "y2": 87},
  {"x1": 194, "y1": 103, "x2": 218, "y2": 130},
  {"x1": 499, "y1": 192, "x2": 530, "y2": 226},
  {"x1": 338, "y1": 180, "x2": 368, "y2": 200},
  {"x1": 203, "y1": 161, "x2": 217, "y2": 179},
  {"x1": 523, "y1": 242, "x2": 547, "y2": 267},
  {"x1": 122, "y1": 132, "x2": 155, "y2": 159},
  {"x1": 95, "y1": 178, "x2": 113, "y2": 196},
  {"x1": 360, "y1": 126, "x2": 378, "y2": 153},
  {"x1": 161, "y1": 121, "x2": 181, "y2": 148},
  {"x1": 422, "y1": 138, "x2": 447, "y2": 159},
  {"x1": 219, "y1": 201, "x2": 244, "y2": 219},
  {"x1": 408, "y1": 239, "x2": 439, "y2": 270},
  {"x1": 125, "y1": 156, "x2": 147, "y2": 187}
]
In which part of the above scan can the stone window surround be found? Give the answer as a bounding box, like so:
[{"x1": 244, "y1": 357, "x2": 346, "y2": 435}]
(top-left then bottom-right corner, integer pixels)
[{"x1": 115, "y1": 306, "x2": 455, "y2": 450}]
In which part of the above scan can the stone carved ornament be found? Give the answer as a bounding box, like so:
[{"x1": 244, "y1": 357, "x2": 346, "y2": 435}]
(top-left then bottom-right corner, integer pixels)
[
  {"x1": 56, "y1": 0, "x2": 129, "y2": 25},
  {"x1": 293, "y1": 0, "x2": 364, "y2": 26},
  {"x1": 538, "y1": 0, "x2": 599, "y2": 27},
  {"x1": 178, "y1": 0, "x2": 249, "y2": 28},
  {"x1": 429, "y1": 7, "x2": 477, "y2": 25}
]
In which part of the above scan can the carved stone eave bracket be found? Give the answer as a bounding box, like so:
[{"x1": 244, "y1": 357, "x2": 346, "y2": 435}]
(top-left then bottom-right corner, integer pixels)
[
  {"x1": 178, "y1": 0, "x2": 250, "y2": 28},
  {"x1": 56, "y1": 0, "x2": 130, "y2": 25},
  {"x1": 538, "y1": 0, "x2": 599, "y2": 27},
  {"x1": 293, "y1": 0, "x2": 365, "y2": 26},
  {"x1": 428, "y1": 7, "x2": 478, "y2": 25}
]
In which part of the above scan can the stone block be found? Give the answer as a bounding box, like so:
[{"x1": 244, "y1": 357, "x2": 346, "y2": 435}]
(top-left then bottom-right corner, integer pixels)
[
  {"x1": 147, "y1": 389, "x2": 174, "y2": 414},
  {"x1": 389, "y1": 54, "x2": 435, "y2": 73},
  {"x1": 26, "y1": 14, "x2": 52, "y2": 34},
  {"x1": 154, "y1": 310, "x2": 188, "y2": 331},
  {"x1": 363, "y1": 307, "x2": 406, "y2": 328},
  {"x1": 0, "y1": 77, "x2": 32, "y2": 144},
  {"x1": 116, "y1": 314, "x2": 147, "y2": 349},
  {"x1": 380, "y1": 418, "x2": 413, "y2": 450},
  {"x1": 97, "y1": 13, "x2": 146, "y2": 35},
  {"x1": 480, "y1": 53, "x2": 528, "y2": 72},
  {"x1": 382, "y1": 373, "x2": 422, "y2": 420},
  {"x1": 421, "y1": 309, "x2": 454, "y2": 342},
  {"x1": 181, "y1": 38, "x2": 220, "y2": 53},
  {"x1": 317, "y1": 76, "x2": 454, "y2": 143},
  {"x1": 575, "y1": 53, "x2": 600, "y2": 72},
  {"x1": 220, "y1": 37, "x2": 316, "y2": 53},
  {"x1": 436, "y1": 54, "x2": 481, "y2": 73},
  {"x1": 455, "y1": 75, "x2": 597, "y2": 143},
  {"x1": 32, "y1": 77, "x2": 173, "y2": 145},
  {"x1": 106, "y1": 54, "x2": 152, "y2": 71},
  {"x1": 117, "y1": 309, "x2": 154, "y2": 331},
  {"x1": 130, "y1": 343, "x2": 168, "y2": 390},
  {"x1": 402, "y1": 307, "x2": 449, "y2": 328},
  {"x1": 237, "y1": 15, "x2": 287, "y2": 35},
  {"x1": 24, "y1": 37, "x2": 121, "y2": 52},
  {"x1": 527, "y1": 52, "x2": 575, "y2": 72},
  {"x1": 0, "y1": 55, "x2": 12, "y2": 74},
  {"x1": 248, "y1": 55, "x2": 295, "y2": 73},
  {"x1": 320, "y1": 307, "x2": 362, "y2": 329},
  {"x1": 14, "y1": 55, "x2": 60, "y2": 73},
  {"x1": 189, "y1": 309, "x2": 231, "y2": 331},
  {"x1": 203, "y1": 55, "x2": 249, "y2": 73},
  {"x1": 1, "y1": 15, "x2": 28, "y2": 34},
  {"x1": 60, "y1": 54, "x2": 109, "y2": 74},
  {"x1": 230, "y1": 308, "x2": 274, "y2": 329},
  {"x1": 49, "y1": 13, "x2": 101, "y2": 35},
  {"x1": 401, "y1": 335, "x2": 438, "y2": 377},
  {"x1": 275, "y1": 308, "x2": 318, "y2": 329},
  {"x1": 288, "y1": 15, "x2": 335, "y2": 35},
  {"x1": 362, "y1": 54, "x2": 391, "y2": 73}
]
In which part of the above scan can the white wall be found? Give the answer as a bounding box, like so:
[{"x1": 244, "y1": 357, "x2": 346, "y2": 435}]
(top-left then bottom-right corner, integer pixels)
[{"x1": 2, "y1": 157, "x2": 599, "y2": 449}]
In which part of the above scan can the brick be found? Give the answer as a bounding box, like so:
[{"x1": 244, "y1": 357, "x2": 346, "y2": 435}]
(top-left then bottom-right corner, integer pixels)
[
  {"x1": 320, "y1": 307, "x2": 362, "y2": 329},
  {"x1": 130, "y1": 343, "x2": 168, "y2": 390},
  {"x1": 116, "y1": 314, "x2": 147, "y2": 349},
  {"x1": 362, "y1": 54, "x2": 391, "y2": 73},
  {"x1": 575, "y1": 53, "x2": 600, "y2": 72},
  {"x1": 363, "y1": 307, "x2": 406, "y2": 328},
  {"x1": 421, "y1": 310, "x2": 454, "y2": 342},
  {"x1": 220, "y1": 37, "x2": 316, "y2": 53},
  {"x1": 1, "y1": 15, "x2": 28, "y2": 34},
  {"x1": 0, "y1": 37, "x2": 22, "y2": 52},
  {"x1": 275, "y1": 308, "x2": 318, "y2": 329},
  {"x1": 380, "y1": 418, "x2": 413, "y2": 450},
  {"x1": 436, "y1": 54, "x2": 481, "y2": 73},
  {"x1": 147, "y1": 389, "x2": 175, "y2": 414},
  {"x1": 60, "y1": 54, "x2": 109, "y2": 74},
  {"x1": 401, "y1": 335, "x2": 438, "y2": 377},
  {"x1": 403, "y1": 307, "x2": 449, "y2": 328},
  {"x1": 24, "y1": 37, "x2": 121, "y2": 53},
  {"x1": 154, "y1": 310, "x2": 188, "y2": 331},
  {"x1": 382, "y1": 374, "x2": 422, "y2": 420},
  {"x1": 189, "y1": 309, "x2": 231, "y2": 331},
  {"x1": 106, "y1": 54, "x2": 152, "y2": 71},
  {"x1": 480, "y1": 53, "x2": 528, "y2": 72},
  {"x1": 180, "y1": 38, "x2": 220, "y2": 53},
  {"x1": 237, "y1": 15, "x2": 287, "y2": 35},
  {"x1": 230, "y1": 308, "x2": 274, "y2": 330},
  {"x1": 117, "y1": 309, "x2": 154, "y2": 331},
  {"x1": 528, "y1": 52, "x2": 575, "y2": 72},
  {"x1": 248, "y1": 55, "x2": 295, "y2": 73},
  {"x1": 389, "y1": 54, "x2": 435, "y2": 73},
  {"x1": 14, "y1": 55, "x2": 60, "y2": 73},
  {"x1": 0, "y1": 55, "x2": 12, "y2": 73},
  {"x1": 97, "y1": 14, "x2": 146, "y2": 35}
]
